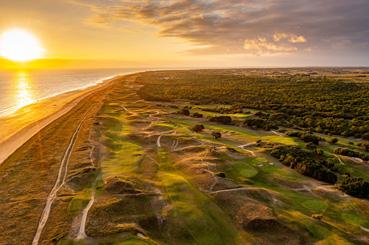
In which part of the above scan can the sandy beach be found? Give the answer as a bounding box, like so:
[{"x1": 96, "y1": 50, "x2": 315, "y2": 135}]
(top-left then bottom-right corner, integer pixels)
[{"x1": 0, "y1": 76, "x2": 118, "y2": 164}]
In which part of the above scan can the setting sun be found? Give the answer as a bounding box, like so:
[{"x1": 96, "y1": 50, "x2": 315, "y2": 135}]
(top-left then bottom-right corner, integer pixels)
[{"x1": 0, "y1": 29, "x2": 44, "y2": 62}]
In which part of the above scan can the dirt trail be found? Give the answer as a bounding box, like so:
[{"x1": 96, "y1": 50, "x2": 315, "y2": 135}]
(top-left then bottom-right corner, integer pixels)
[
  {"x1": 76, "y1": 189, "x2": 95, "y2": 240},
  {"x1": 238, "y1": 142, "x2": 257, "y2": 156},
  {"x1": 157, "y1": 135, "x2": 163, "y2": 148},
  {"x1": 76, "y1": 141, "x2": 97, "y2": 240},
  {"x1": 271, "y1": 130, "x2": 284, "y2": 136},
  {"x1": 32, "y1": 110, "x2": 90, "y2": 245},
  {"x1": 156, "y1": 130, "x2": 175, "y2": 148},
  {"x1": 210, "y1": 186, "x2": 263, "y2": 194}
]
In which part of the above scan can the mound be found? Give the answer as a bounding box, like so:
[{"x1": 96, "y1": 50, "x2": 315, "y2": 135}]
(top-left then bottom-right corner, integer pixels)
[
  {"x1": 68, "y1": 167, "x2": 96, "y2": 190},
  {"x1": 86, "y1": 195, "x2": 165, "y2": 239},
  {"x1": 215, "y1": 192, "x2": 306, "y2": 244},
  {"x1": 105, "y1": 177, "x2": 143, "y2": 194},
  {"x1": 145, "y1": 124, "x2": 173, "y2": 132},
  {"x1": 130, "y1": 119, "x2": 152, "y2": 129},
  {"x1": 87, "y1": 222, "x2": 146, "y2": 237}
]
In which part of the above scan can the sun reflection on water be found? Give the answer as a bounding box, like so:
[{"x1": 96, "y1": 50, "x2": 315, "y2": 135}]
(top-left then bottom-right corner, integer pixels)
[{"x1": 15, "y1": 72, "x2": 35, "y2": 109}]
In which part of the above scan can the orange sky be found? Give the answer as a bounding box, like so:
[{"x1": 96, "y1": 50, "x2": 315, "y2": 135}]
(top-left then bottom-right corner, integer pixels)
[{"x1": 0, "y1": 0, "x2": 368, "y2": 69}]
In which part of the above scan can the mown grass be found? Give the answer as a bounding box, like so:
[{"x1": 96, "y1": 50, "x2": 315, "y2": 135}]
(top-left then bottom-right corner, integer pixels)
[
  {"x1": 224, "y1": 158, "x2": 259, "y2": 182},
  {"x1": 166, "y1": 115, "x2": 298, "y2": 146}
]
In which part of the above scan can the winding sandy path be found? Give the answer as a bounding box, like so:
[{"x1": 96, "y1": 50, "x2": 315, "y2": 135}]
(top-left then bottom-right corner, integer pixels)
[
  {"x1": 32, "y1": 110, "x2": 90, "y2": 245},
  {"x1": 210, "y1": 186, "x2": 262, "y2": 194},
  {"x1": 157, "y1": 135, "x2": 163, "y2": 148},
  {"x1": 76, "y1": 189, "x2": 95, "y2": 240},
  {"x1": 238, "y1": 142, "x2": 257, "y2": 156},
  {"x1": 76, "y1": 141, "x2": 97, "y2": 240},
  {"x1": 271, "y1": 130, "x2": 284, "y2": 137}
]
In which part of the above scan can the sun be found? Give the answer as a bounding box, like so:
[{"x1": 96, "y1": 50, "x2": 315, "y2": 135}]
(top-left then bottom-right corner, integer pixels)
[{"x1": 0, "y1": 28, "x2": 45, "y2": 62}]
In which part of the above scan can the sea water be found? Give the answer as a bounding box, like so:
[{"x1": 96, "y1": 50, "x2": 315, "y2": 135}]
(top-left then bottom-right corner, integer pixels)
[{"x1": 0, "y1": 68, "x2": 146, "y2": 116}]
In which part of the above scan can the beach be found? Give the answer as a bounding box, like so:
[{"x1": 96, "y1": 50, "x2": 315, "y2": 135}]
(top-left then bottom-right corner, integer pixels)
[{"x1": 0, "y1": 75, "x2": 119, "y2": 164}]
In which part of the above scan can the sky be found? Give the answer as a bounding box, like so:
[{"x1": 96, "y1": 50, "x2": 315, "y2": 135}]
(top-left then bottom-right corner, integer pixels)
[{"x1": 0, "y1": 0, "x2": 369, "y2": 68}]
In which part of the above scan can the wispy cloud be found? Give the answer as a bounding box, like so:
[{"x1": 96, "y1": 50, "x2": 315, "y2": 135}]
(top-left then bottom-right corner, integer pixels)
[
  {"x1": 70, "y1": 0, "x2": 369, "y2": 56},
  {"x1": 244, "y1": 37, "x2": 298, "y2": 55},
  {"x1": 273, "y1": 33, "x2": 306, "y2": 44}
]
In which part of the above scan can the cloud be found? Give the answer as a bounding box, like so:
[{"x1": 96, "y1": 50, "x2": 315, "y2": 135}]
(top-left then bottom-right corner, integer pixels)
[
  {"x1": 289, "y1": 35, "x2": 307, "y2": 44},
  {"x1": 70, "y1": 0, "x2": 369, "y2": 56},
  {"x1": 244, "y1": 37, "x2": 298, "y2": 55},
  {"x1": 273, "y1": 33, "x2": 307, "y2": 43},
  {"x1": 243, "y1": 37, "x2": 297, "y2": 55}
]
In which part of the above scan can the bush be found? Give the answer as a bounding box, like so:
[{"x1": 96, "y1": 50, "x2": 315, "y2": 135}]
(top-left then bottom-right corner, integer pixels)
[
  {"x1": 192, "y1": 112, "x2": 203, "y2": 118},
  {"x1": 306, "y1": 143, "x2": 317, "y2": 150},
  {"x1": 334, "y1": 147, "x2": 369, "y2": 161},
  {"x1": 244, "y1": 117, "x2": 278, "y2": 130},
  {"x1": 270, "y1": 146, "x2": 337, "y2": 184},
  {"x1": 191, "y1": 124, "x2": 205, "y2": 132},
  {"x1": 339, "y1": 176, "x2": 369, "y2": 198},
  {"x1": 330, "y1": 138, "x2": 338, "y2": 144},
  {"x1": 180, "y1": 108, "x2": 190, "y2": 116},
  {"x1": 211, "y1": 131, "x2": 222, "y2": 139},
  {"x1": 209, "y1": 116, "x2": 232, "y2": 125},
  {"x1": 287, "y1": 131, "x2": 321, "y2": 145}
]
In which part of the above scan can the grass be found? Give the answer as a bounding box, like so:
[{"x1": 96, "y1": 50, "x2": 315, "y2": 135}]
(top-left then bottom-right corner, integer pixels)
[
  {"x1": 224, "y1": 158, "x2": 259, "y2": 182},
  {"x1": 156, "y1": 148, "x2": 240, "y2": 244},
  {"x1": 99, "y1": 103, "x2": 145, "y2": 180},
  {"x1": 70, "y1": 87, "x2": 369, "y2": 244},
  {"x1": 176, "y1": 115, "x2": 298, "y2": 143},
  {"x1": 67, "y1": 190, "x2": 91, "y2": 215}
]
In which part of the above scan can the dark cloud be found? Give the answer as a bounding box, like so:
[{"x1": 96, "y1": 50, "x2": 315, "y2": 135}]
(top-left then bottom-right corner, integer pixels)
[{"x1": 71, "y1": 0, "x2": 369, "y2": 56}]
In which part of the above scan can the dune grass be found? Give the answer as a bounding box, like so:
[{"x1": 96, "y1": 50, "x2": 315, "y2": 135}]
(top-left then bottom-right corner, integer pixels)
[{"x1": 156, "y1": 148, "x2": 240, "y2": 244}]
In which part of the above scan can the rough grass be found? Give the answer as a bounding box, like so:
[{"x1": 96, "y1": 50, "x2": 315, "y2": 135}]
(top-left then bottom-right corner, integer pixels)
[{"x1": 67, "y1": 190, "x2": 91, "y2": 215}]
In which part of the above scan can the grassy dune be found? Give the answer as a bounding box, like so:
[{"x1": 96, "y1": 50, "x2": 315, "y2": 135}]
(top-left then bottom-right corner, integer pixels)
[{"x1": 2, "y1": 71, "x2": 369, "y2": 244}]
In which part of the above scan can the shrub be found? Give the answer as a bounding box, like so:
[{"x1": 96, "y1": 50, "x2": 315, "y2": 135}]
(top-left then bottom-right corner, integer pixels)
[
  {"x1": 192, "y1": 112, "x2": 203, "y2": 118},
  {"x1": 330, "y1": 138, "x2": 338, "y2": 144},
  {"x1": 211, "y1": 131, "x2": 222, "y2": 139},
  {"x1": 209, "y1": 116, "x2": 232, "y2": 125},
  {"x1": 244, "y1": 117, "x2": 278, "y2": 130},
  {"x1": 191, "y1": 124, "x2": 205, "y2": 132},
  {"x1": 270, "y1": 146, "x2": 337, "y2": 184},
  {"x1": 334, "y1": 147, "x2": 369, "y2": 160},
  {"x1": 339, "y1": 176, "x2": 369, "y2": 198},
  {"x1": 287, "y1": 131, "x2": 321, "y2": 145},
  {"x1": 179, "y1": 108, "x2": 190, "y2": 116}
]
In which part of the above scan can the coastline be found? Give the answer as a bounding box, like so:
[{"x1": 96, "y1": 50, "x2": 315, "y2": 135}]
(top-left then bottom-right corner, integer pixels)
[{"x1": 0, "y1": 74, "x2": 127, "y2": 164}]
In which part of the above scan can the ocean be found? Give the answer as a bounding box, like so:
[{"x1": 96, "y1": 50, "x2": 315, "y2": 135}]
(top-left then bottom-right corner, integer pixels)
[{"x1": 0, "y1": 68, "x2": 146, "y2": 116}]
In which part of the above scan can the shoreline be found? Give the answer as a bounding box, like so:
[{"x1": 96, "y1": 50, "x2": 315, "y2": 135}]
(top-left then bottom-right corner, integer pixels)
[
  {"x1": 0, "y1": 71, "x2": 140, "y2": 118},
  {"x1": 0, "y1": 73, "x2": 129, "y2": 165}
]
